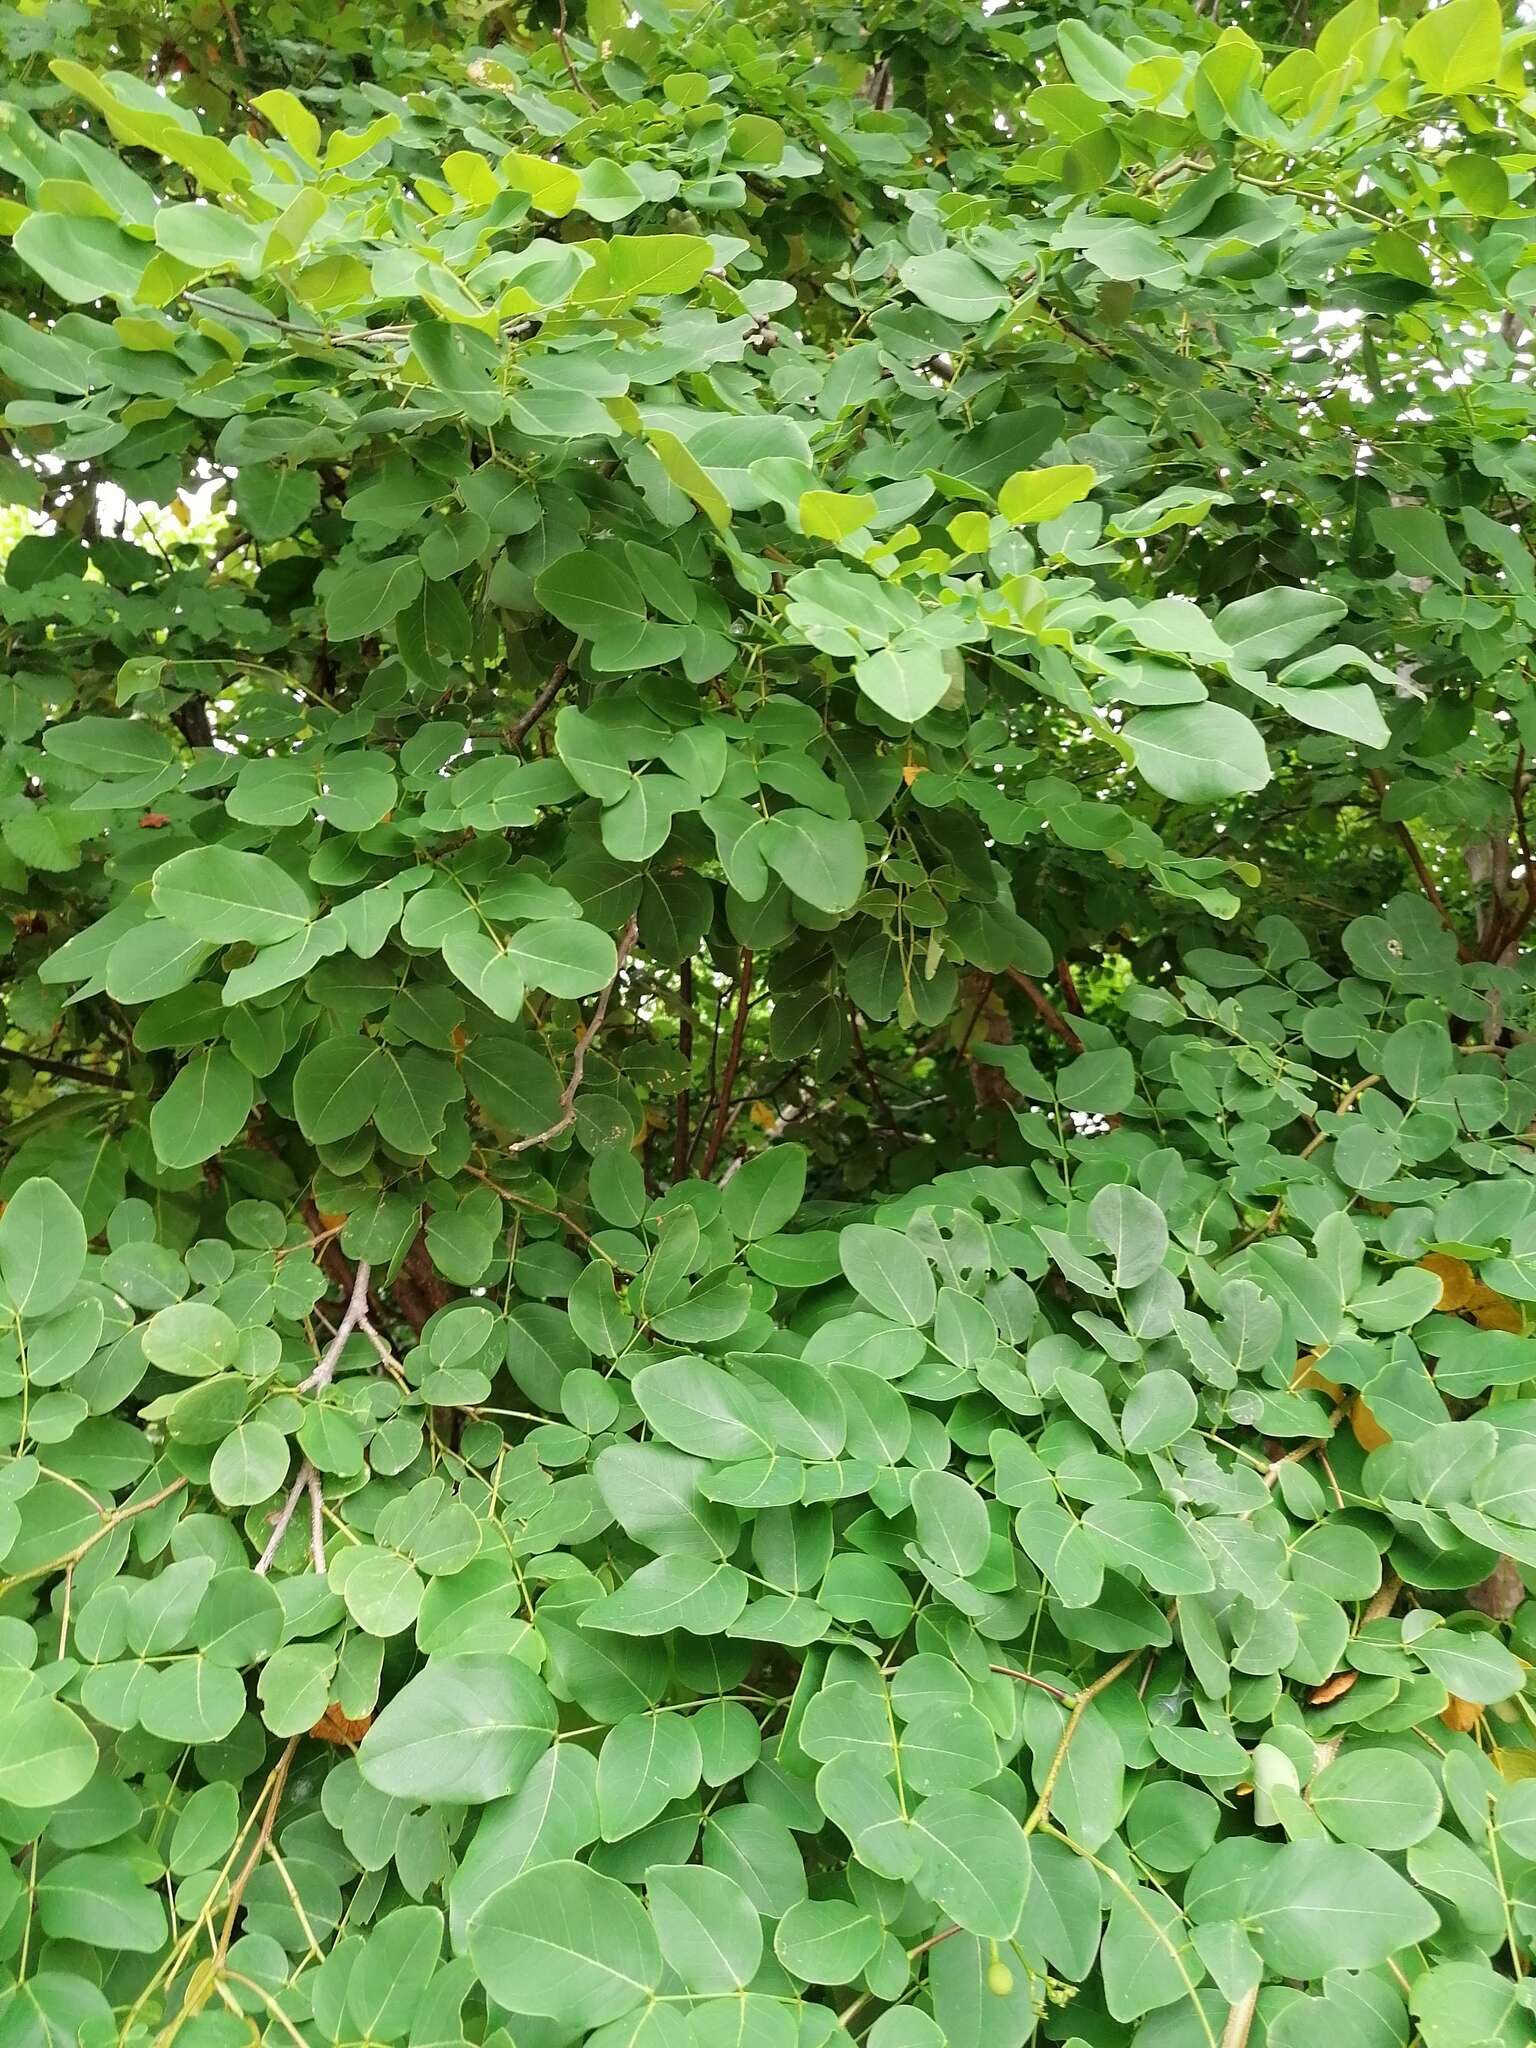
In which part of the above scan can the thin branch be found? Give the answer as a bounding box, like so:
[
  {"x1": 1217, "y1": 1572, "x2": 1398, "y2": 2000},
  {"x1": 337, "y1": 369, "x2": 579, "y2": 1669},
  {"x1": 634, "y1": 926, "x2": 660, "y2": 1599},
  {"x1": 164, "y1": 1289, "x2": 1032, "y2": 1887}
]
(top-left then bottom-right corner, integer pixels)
[
  {"x1": 1023, "y1": 1647, "x2": 1141, "y2": 1836},
  {"x1": 989, "y1": 1664, "x2": 1073, "y2": 1703},
  {"x1": 1005, "y1": 967, "x2": 1085, "y2": 1054},
  {"x1": 553, "y1": 0, "x2": 597, "y2": 102},
  {"x1": 218, "y1": 0, "x2": 246, "y2": 66},
  {"x1": 254, "y1": 1468, "x2": 311, "y2": 1576},
  {"x1": 674, "y1": 958, "x2": 693, "y2": 1182},
  {"x1": 1515, "y1": 747, "x2": 1536, "y2": 906},
  {"x1": 1220, "y1": 1985, "x2": 1259, "y2": 2048},
  {"x1": 298, "y1": 1259, "x2": 374, "y2": 1392},
  {"x1": 307, "y1": 1468, "x2": 326, "y2": 1574},
  {"x1": 1055, "y1": 958, "x2": 1085, "y2": 1016},
  {"x1": 507, "y1": 657, "x2": 570, "y2": 750},
  {"x1": 849, "y1": 1008, "x2": 896, "y2": 1129},
  {"x1": 505, "y1": 917, "x2": 639, "y2": 1160},
  {"x1": 214, "y1": 1736, "x2": 300, "y2": 1968},
  {"x1": 4, "y1": 1047, "x2": 130, "y2": 1091},
  {"x1": 1367, "y1": 769, "x2": 1464, "y2": 949},
  {"x1": 0, "y1": 1477, "x2": 186, "y2": 1595},
  {"x1": 702, "y1": 949, "x2": 753, "y2": 1177}
]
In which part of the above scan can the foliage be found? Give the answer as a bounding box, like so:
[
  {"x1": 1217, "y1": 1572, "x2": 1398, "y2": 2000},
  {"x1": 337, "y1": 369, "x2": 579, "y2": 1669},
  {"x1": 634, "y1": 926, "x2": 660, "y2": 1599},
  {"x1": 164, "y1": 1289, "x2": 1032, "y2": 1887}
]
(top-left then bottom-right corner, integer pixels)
[{"x1": 6, "y1": 0, "x2": 1536, "y2": 2044}]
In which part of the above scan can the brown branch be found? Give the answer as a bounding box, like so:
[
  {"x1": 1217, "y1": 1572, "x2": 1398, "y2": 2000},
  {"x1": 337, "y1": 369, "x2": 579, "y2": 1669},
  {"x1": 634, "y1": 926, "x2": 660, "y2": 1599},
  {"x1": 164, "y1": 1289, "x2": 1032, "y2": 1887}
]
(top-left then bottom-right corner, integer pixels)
[
  {"x1": 1515, "y1": 748, "x2": 1536, "y2": 906},
  {"x1": 504, "y1": 917, "x2": 639, "y2": 1160},
  {"x1": 3, "y1": 1047, "x2": 131, "y2": 1092},
  {"x1": 218, "y1": 0, "x2": 246, "y2": 66},
  {"x1": 702, "y1": 950, "x2": 753, "y2": 1177},
  {"x1": 213, "y1": 1736, "x2": 300, "y2": 1969},
  {"x1": 1055, "y1": 958, "x2": 1085, "y2": 1016},
  {"x1": 849, "y1": 1008, "x2": 896, "y2": 1130},
  {"x1": 553, "y1": 0, "x2": 597, "y2": 102},
  {"x1": 674, "y1": 958, "x2": 693, "y2": 1182},
  {"x1": 1367, "y1": 769, "x2": 1464, "y2": 950},
  {"x1": 989, "y1": 1664, "x2": 1073, "y2": 1703},
  {"x1": 507, "y1": 658, "x2": 569, "y2": 750},
  {"x1": 1005, "y1": 967, "x2": 1085, "y2": 1054}
]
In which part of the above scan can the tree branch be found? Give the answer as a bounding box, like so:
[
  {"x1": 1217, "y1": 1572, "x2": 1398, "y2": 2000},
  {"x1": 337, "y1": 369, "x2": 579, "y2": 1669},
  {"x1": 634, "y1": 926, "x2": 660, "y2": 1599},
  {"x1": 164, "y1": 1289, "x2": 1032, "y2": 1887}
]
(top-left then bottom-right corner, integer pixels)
[
  {"x1": 1367, "y1": 769, "x2": 1464, "y2": 950},
  {"x1": 504, "y1": 917, "x2": 639, "y2": 1160},
  {"x1": 4, "y1": 1047, "x2": 130, "y2": 1092},
  {"x1": 674, "y1": 957, "x2": 693, "y2": 1182},
  {"x1": 1006, "y1": 967, "x2": 1085, "y2": 1054},
  {"x1": 507, "y1": 657, "x2": 570, "y2": 750},
  {"x1": 702, "y1": 949, "x2": 753, "y2": 1177}
]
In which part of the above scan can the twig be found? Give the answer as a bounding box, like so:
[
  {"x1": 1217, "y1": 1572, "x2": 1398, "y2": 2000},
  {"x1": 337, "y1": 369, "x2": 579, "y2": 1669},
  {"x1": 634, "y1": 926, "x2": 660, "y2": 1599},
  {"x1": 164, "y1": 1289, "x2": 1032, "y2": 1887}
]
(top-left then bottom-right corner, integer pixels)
[
  {"x1": 1006, "y1": 967, "x2": 1085, "y2": 1054},
  {"x1": 298, "y1": 1259, "x2": 375, "y2": 1392},
  {"x1": 213, "y1": 1736, "x2": 300, "y2": 1968},
  {"x1": 849, "y1": 1008, "x2": 896, "y2": 1129},
  {"x1": 717, "y1": 1090, "x2": 829, "y2": 1183},
  {"x1": 4, "y1": 1047, "x2": 130, "y2": 1091},
  {"x1": 1367, "y1": 769, "x2": 1464, "y2": 949},
  {"x1": 507, "y1": 658, "x2": 569, "y2": 750},
  {"x1": 1220, "y1": 1983, "x2": 1259, "y2": 2048},
  {"x1": 0, "y1": 1477, "x2": 186, "y2": 1595},
  {"x1": 505, "y1": 917, "x2": 639, "y2": 1160},
  {"x1": 254, "y1": 1469, "x2": 310, "y2": 1576},
  {"x1": 674, "y1": 958, "x2": 693, "y2": 1182},
  {"x1": 255, "y1": 1257, "x2": 396, "y2": 1577},
  {"x1": 1055, "y1": 959, "x2": 1085, "y2": 1016},
  {"x1": 1022, "y1": 1647, "x2": 1141, "y2": 1835},
  {"x1": 1263, "y1": 1403, "x2": 1347, "y2": 1488},
  {"x1": 307, "y1": 1469, "x2": 326, "y2": 1574},
  {"x1": 218, "y1": 0, "x2": 245, "y2": 65},
  {"x1": 1224, "y1": 1073, "x2": 1380, "y2": 1253},
  {"x1": 838, "y1": 1924, "x2": 963, "y2": 2028},
  {"x1": 702, "y1": 949, "x2": 753, "y2": 1177},
  {"x1": 553, "y1": 0, "x2": 597, "y2": 102},
  {"x1": 989, "y1": 1664, "x2": 1073, "y2": 1703}
]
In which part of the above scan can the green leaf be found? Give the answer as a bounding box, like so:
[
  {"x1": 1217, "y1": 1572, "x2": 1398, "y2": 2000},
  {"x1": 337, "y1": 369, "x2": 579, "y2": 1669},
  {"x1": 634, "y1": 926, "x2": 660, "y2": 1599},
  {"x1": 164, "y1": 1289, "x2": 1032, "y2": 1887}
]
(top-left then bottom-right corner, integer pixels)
[
  {"x1": 1310, "y1": 1748, "x2": 1442, "y2": 1850},
  {"x1": 469, "y1": 1860, "x2": 662, "y2": 2025},
  {"x1": 358, "y1": 1656, "x2": 557, "y2": 1803},
  {"x1": 910, "y1": 1468, "x2": 990, "y2": 1578},
  {"x1": 900, "y1": 250, "x2": 1009, "y2": 321},
  {"x1": 347, "y1": 1906, "x2": 444, "y2": 2042},
  {"x1": 758, "y1": 811, "x2": 866, "y2": 913},
  {"x1": 773, "y1": 1899, "x2": 881, "y2": 1984},
  {"x1": 504, "y1": 920, "x2": 618, "y2": 998},
  {"x1": 37, "y1": 1852, "x2": 166, "y2": 1952},
  {"x1": 1124, "y1": 703, "x2": 1271, "y2": 801},
  {"x1": 908, "y1": 1790, "x2": 1032, "y2": 1937},
  {"x1": 596, "y1": 1711, "x2": 703, "y2": 1840},
  {"x1": 722, "y1": 1145, "x2": 807, "y2": 1241},
  {"x1": 0, "y1": 1677, "x2": 97, "y2": 1809},
  {"x1": 839, "y1": 1226, "x2": 936, "y2": 1326},
  {"x1": 326, "y1": 555, "x2": 425, "y2": 640},
  {"x1": 149, "y1": 1048, "x2": 254, "y2": 1169},
  {"x1": 1244, "y1": 1843, "x2": 1440, "y2": 1974},
  {"x1": 152, "y1": 847, "x2": 314, "y2": 945},
  {"x1": 1403, "y1": 0, "x2": 1502, "y2": 91},
  {"x1": 0, "y1": 1178, "x2": 85, "y2": 1318},
  {"x1": 647, "y1": 1864, "x2": 763, "y2": 1994},
  {"x1": 998, "y1": 465, "x2": 1095, "y2": 522}
]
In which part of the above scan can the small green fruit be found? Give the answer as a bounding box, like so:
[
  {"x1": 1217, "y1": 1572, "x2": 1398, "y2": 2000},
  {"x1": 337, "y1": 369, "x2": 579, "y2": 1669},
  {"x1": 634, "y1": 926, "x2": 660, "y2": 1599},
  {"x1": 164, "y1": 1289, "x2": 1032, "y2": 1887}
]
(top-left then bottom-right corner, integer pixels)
[{"x1": 986, "y1": 1961, "x2": 1015, "y2": 1998}]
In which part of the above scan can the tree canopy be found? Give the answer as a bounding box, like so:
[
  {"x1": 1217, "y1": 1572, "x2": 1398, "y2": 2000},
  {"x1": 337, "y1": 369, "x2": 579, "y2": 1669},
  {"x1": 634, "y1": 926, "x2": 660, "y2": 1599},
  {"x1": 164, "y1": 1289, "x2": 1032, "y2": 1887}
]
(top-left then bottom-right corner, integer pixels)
[{"x1": 4, "y1": 0, "x2": 1536, "y2": 2042}]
